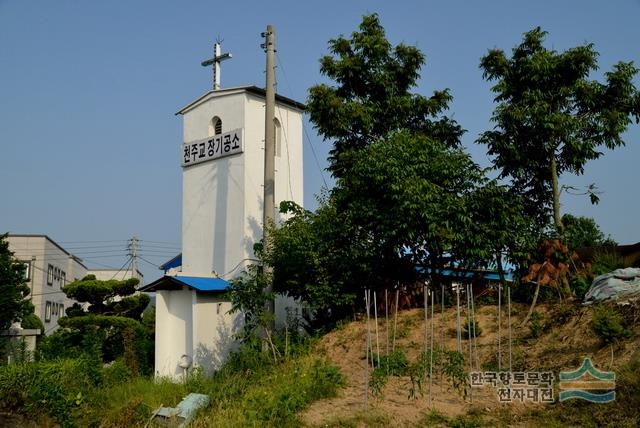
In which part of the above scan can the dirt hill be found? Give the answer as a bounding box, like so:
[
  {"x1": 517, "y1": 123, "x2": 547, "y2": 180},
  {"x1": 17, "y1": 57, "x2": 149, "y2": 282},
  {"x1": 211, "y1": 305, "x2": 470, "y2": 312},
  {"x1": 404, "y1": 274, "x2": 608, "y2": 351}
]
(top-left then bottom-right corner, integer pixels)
[{"x1": 301, "y1": 300, "x2": 640, "y2": 427}]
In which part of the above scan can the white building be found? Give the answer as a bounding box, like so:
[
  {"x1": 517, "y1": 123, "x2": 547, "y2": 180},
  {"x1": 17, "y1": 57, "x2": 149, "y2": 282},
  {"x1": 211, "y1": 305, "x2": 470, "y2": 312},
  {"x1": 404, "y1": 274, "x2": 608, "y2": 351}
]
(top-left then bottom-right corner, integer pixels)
[
  {"x1": 6, "y1": 234, "x2": 88, "y2": 334},
  {"x1": 6, "y1": 235, "x2": 146, "y2": 335},
  {"x1": 141, "y1": 85, "x2": 304, "y2": 379}
]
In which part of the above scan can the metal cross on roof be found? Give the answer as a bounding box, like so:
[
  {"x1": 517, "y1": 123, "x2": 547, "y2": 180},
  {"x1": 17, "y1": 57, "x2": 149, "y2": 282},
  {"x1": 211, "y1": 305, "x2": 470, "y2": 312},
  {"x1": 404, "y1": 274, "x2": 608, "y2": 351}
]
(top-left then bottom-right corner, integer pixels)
[{"x1": 201, "y1": 41, "x2": 232, "y2": 90}]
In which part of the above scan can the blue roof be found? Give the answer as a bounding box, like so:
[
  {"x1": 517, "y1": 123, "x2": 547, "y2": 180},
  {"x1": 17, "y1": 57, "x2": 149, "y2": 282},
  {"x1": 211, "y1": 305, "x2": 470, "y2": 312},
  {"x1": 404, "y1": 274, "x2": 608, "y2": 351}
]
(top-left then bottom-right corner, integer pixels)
[
  {"x1": 173, "y1": 275, "x2": 229, "y2": 291},
  {"x1": 159, "y1": 253, "x2": 182, "y2": 271},
  {"x1": 419, "y1": 267, "x2": 514, "y2": 282},
  {"x1": 139, "y1": 275, "x2": 230, "y2": 293}
]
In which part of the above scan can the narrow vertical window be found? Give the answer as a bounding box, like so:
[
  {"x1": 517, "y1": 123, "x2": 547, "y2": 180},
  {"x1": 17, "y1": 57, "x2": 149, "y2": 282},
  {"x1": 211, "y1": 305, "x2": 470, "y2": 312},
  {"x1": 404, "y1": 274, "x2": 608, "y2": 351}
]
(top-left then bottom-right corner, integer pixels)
[
  {"x1": 47, "y1": 264, "x2": 53, "y2": 285},
  {"x1": 209, "y1": 116, "x2": 222, "y2": 136},
  {"x1": 45, "y1": 302, "x2": 51, "y2": 322}
]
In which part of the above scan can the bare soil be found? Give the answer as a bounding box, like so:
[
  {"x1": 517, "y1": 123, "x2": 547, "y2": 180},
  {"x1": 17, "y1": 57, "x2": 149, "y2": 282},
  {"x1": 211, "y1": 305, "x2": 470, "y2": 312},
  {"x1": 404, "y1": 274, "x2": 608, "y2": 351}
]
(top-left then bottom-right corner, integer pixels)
[{"x1": 301, "y1": 299, "x2": 640, "y2": 427}]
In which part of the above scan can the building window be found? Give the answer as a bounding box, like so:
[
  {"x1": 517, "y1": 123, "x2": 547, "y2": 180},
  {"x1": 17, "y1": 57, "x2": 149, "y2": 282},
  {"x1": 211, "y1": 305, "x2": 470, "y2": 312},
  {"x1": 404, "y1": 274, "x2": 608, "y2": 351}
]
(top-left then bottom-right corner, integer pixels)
[
  {"x1": 45, "y1": 302, "x2": 51, "y2": 322},
  {"x1": 47, "y1": 264, "x2": 53, "y2": 285},
  {"x1": 20, "y1": 261, "x2": 31, "y2": 281},
  {"x1": 209, "y1": 116, "x2": 222, "y2": 136},
  {"x1": 60, "y1": 271, "x2": 66, "y2": 286},
  {"x1": 60, "y1": 304, "x2": 64, "y2": 317},
  {"x1": 274, "y1": 118, "x2": 282, "y2": 157}
]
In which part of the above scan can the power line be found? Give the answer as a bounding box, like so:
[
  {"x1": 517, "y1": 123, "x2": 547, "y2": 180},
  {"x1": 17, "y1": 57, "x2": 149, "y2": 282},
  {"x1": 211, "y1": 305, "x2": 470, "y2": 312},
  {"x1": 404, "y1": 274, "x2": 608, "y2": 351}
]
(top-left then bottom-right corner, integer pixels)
[
  {"x1": 137, "y1": 256, "x2": 160, "y2": 269},
  {"x1": 58, "y1": 239, "x2": 128, "y2": 244},
  {"x1": 110, "y1": 256, "x2": 133, "y2": 280},
  {"x1": 139, "y1": 240, "x2": 180, "y2": 246},
  {"x1": 276, "y1": 52, "x2": 329, "y2": 189}
]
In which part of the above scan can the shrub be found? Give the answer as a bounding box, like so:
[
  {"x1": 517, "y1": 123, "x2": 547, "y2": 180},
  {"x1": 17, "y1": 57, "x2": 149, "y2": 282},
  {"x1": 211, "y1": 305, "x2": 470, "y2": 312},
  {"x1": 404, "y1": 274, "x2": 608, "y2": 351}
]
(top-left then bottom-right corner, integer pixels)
[
  {"x1": 592, "y1": 250, "x2": 623, "y2": 275},
  {"x1": 591, "y1": 305, "x2": 632, "y2": 345},
  {"x1": 463, "y1": 319, "x2": 482, "y2": 337},
  {"x1": 529, "y1": 311, "x2": 543, "y2": 338},
  {"x1": 570, "y1": 275, "x2": 591, "y2": 300},
  {"x1": 442, "y1": 351, "x2": 467, "y2": 398},
  {"x1": 0, "y1": 357, "x2": 102, "y2": 427}
]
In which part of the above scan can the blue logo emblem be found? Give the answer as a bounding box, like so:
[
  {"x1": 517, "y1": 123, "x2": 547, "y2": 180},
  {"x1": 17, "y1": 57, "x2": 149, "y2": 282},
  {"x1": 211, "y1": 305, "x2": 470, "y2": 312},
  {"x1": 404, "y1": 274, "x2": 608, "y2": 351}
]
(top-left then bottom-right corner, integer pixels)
[{"x1": 559, "y1": 358, "x2": 615, "y2": 403}]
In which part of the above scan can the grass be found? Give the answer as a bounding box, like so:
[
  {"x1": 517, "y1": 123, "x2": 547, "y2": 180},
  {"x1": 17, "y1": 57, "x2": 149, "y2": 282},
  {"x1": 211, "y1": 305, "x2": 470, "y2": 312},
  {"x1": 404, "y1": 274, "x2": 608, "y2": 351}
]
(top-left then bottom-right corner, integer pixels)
[
  {"x1": 418, "y1": 409, "x2": 485, "y2": 427},
  {"x1": 310, "y1": 410, "x2": 390, "y2": 427},
  {"x1": 0, "y1": 340, "x2": 344, "y2": 428}
]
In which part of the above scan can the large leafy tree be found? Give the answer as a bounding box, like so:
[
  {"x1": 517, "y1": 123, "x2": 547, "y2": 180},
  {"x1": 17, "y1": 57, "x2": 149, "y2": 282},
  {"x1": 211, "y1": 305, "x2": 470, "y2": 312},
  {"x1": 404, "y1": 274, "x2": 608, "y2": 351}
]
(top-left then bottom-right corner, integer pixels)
[
  {"x1": 478, "y1": 27, "x2": 640, "y2": 233},
  {"x1": 562, "y1": 213, "x2": 617, "y2": 251},
  {"x1": 307, "y1": 13, "x2": 463, "y2": 179},
  {"x1": 0, "y1": 234, "x2": 34, "y2": 330}
]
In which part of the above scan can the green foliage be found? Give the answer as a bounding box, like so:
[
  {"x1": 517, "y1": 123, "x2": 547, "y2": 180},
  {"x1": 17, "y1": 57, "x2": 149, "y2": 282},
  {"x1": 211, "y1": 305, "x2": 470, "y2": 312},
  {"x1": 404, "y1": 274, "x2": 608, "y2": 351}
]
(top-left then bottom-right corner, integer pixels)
[
  {"x1": 529, "y1": 311, "x2": 543, "y2": 338},
  {"x1": 592, "y1": 249, "x2": 624, "y2": 275},
  {"x1": 591, "y1": 304, "x2": 632, "y2": 345},
  {"x1": 43, "y1": 273, "x2": 151, "y2": 373},
  {"x1": 0, "y1": 355, "x2": 103, "y2": 427},
  {"x1": 478, "y1": 27, "x2": 640, "y2": 230},
  {"x1": 20, "y1": 313, "x2": 44, "y2": 331},
  {"x1": 562, "y1": 214, "x2": 617, "y2": 251},
  {"x1": 570, "y1": 274, "x2": 591, "y2": 299},
  {"x1": 442, "y1": 351, "x2": 468, "y2": 398},
  {"x1": 0, "y1": 234, "x2": 35, "y2": 330},
  {"x1": 307, "y1": 13, "x2": 462, "y2": 179},
  {"x1": 63, "y1": 274, "x2": 145, "y2": 317},
  {"x1": 463, "y1": 319, "x2": 482, "y2": 338},
  {"x1": 1, "y1": 330, "x2": 343, "y2": 428}
]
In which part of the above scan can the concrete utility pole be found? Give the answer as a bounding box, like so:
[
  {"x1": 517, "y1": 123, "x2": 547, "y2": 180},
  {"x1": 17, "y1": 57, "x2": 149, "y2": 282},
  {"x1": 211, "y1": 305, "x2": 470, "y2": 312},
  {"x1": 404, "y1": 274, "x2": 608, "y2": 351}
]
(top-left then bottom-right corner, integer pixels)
[
  {"x1": 129, "y1": 236, "x2": 138, "y2": 280},
  {"x1": 262, "y1": 25, "x2": 276, "y2": 318}
]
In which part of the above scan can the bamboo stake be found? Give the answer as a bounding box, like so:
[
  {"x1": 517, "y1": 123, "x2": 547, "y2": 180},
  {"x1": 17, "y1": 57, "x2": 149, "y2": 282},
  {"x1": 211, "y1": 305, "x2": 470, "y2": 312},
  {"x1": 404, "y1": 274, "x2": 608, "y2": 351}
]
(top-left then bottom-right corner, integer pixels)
[
  {"x1": 508, "y1": 283, "x2": 512, "y2": 372},
  {"x1": 470, "y1": 283, "x2": 479, "y2": 371},
  {"x1": 363, "y1": 289, "x2": 369, "y2": 408},
  {"x1": 429, "y1": 286, "x2": 434, "y2": 407},
  {"x1": 392, "y1": 287, "x2": 399, "y2": 352},
  {"x1": 423, "y1": 284, "x2": 428, "y2": 389},
  {"x1": 366, "y1": 289, "x2": 373, "y2": 370},
  {"x1": 456, "y1": 283, "x2": 462, "y2": 353},
  {"x1": 466, "y1": 283, "x2": 473, "y2": 403},
  {"x1": 385, "y1": 288, "x2": 389, "y2": 357},
  {"x1": 498, "y1": 282, "x2": 502, "y2": 371},
  {"x1": 373, "y1": 290, "x2": 380, "y2": 368},
  {"x1": 441, "y1": 283, "x2": 445, "y2": 390}
]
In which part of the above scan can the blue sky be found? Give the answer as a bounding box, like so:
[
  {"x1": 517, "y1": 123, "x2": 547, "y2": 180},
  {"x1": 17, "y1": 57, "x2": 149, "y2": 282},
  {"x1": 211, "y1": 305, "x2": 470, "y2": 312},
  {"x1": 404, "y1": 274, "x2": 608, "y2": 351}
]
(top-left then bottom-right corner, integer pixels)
[{"x1": 2, "y1": 0, "x2": 639, "y2": 282}]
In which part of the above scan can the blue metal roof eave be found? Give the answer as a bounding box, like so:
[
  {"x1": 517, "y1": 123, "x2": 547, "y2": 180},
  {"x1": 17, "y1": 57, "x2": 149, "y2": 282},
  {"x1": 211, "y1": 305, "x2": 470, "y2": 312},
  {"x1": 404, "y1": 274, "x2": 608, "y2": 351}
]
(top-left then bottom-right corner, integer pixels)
[{"x1": 138, "y1": 275, "x2": 230, "y2": 293}]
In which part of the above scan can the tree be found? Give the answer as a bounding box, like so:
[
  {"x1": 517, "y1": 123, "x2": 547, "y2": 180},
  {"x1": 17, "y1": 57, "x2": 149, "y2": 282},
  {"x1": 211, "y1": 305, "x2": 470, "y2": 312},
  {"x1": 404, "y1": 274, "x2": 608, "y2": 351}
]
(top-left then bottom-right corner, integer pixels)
[
  {"x1": 42, "y1": 274, "x2": 150, "y2": 373},
  {"x1": 478, "y1": 27, "x2": 640, "y2": 233},
  {"x1": 0, "y1": 234, "x2": 34, "y2": 330},
  {"x1": 562, "y1": 213, "x2": 617, "y2": 251},
  {"x1": 303, "y1": 15, "x2": 471, "y2": 295},
  {"x1": 63, "y1": 274, "x2": 147, "y2": 319},
  {"x1": 307, "y1": 13, "x2": 463, "y2": 179}
]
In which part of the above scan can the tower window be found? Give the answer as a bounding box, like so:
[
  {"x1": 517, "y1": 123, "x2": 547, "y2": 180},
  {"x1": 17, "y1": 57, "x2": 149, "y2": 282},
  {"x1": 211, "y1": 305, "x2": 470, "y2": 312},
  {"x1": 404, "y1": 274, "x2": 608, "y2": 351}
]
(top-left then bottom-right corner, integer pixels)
[{"x1": 209, "y1": 116, "x2": 222, "y2": 136}]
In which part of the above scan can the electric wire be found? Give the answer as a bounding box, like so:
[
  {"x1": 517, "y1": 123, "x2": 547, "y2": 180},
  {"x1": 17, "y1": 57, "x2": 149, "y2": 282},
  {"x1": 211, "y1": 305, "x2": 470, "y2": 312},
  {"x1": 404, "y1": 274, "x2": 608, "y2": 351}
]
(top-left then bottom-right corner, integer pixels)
[{"x1": 276, "y1": 52, "x2": 329, "y2": 189}]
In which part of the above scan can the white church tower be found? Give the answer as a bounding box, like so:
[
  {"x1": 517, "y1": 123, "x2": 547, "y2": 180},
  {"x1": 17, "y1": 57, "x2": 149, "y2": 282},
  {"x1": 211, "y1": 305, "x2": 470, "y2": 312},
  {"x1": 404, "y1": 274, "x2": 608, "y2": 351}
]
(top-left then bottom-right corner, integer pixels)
[{"x1": 141, "y1": 38, "x2": 304, "y2": 379}]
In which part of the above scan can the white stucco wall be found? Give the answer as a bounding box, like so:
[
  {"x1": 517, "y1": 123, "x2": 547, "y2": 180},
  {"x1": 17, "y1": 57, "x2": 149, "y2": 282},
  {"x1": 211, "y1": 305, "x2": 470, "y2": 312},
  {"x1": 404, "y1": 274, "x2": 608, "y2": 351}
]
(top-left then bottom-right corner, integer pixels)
[
  {"x1": 154, "y1": 288, "x2": 242, "y2": 380},
  {"x1": 158, "y1": 88, "x2": 304, "y2": 379},
  {"x1": 181, "y1": 89, "x2": 303, "y2": 279},
  {"x1": 155, "y1": 289, "x2": 193, "y2": 379}
]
